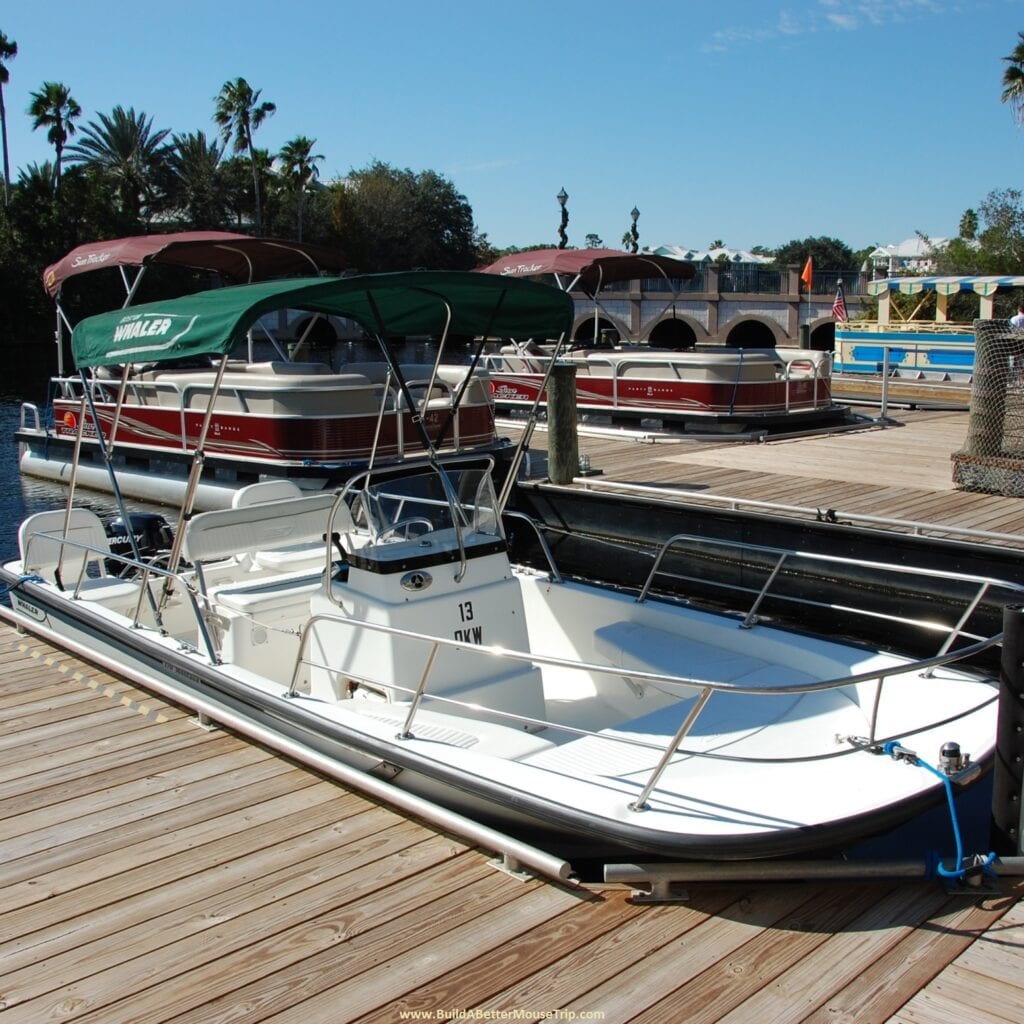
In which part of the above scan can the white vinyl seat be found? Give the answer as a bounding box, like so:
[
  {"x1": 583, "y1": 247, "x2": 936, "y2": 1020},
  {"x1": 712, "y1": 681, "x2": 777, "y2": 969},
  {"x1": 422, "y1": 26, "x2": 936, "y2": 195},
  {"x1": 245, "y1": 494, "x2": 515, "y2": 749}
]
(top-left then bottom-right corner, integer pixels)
[
  {"x1": 18, "y1": 508, "x2": 142, "y2": 607},
  {"x1": 231, "y1": 479, "x2": 305, "y2": 507},
  {"x1": 230, "y1": 480, "x2": 340, "y2": 572}
]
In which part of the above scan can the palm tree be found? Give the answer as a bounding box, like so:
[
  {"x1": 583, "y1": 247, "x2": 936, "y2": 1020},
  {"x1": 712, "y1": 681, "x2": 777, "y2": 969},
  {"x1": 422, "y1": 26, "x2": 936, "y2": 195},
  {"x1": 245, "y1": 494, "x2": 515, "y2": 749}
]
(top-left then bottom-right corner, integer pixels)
[
  {"x1": 1002, "y1": 31, "x2": 1024, "y2": 125},
  {"x1": 277, "y1": 135, "x2": 322, "y2": 240},
  {"x1": 65, "y1": 106, "x2": 171, "y2": 223},
  {"x1": 168, "y1": 130, "x2": 225, "y2": 228},
  {"x1": 213, "y1": 78, "x2": 275, "y2": 233},
  {"x1": 27, "y1": 81, "x2": 80, "y2": 189},
  {"x1": 0, "y1": 31, "x2": 17, "y2": 205},
  {"x1": 16, "y1": 160, "x2": 57, "y2": 203}
]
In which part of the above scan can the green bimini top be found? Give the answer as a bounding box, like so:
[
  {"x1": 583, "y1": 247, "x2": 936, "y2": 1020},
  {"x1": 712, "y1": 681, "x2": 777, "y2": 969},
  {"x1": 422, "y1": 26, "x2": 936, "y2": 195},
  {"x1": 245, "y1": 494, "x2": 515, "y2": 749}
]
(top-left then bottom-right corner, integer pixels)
[{"x1": 70, "y1": 269, "x2": 575, "y2": 369}]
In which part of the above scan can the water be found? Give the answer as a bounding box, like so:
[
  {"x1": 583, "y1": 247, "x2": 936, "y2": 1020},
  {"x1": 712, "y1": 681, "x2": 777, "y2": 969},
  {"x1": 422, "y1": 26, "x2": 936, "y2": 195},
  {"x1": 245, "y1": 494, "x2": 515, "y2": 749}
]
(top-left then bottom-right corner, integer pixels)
[
  {"x1": 0, "y1": 394, "x2": 168, "y2": 562},
  {"x1": 0, "y1": 390, "x2": 997, "y2": 866}
]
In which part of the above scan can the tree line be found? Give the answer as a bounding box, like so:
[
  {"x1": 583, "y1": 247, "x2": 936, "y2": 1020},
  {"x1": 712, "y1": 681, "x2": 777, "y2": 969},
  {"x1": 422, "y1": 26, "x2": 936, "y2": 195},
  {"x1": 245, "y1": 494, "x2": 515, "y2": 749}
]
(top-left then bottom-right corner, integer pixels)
[
  {"x1": 1, "y1": 29, "x2": 1022, "y2": 349},
  {"x1": 0, "y1": 47, "x2": 494, "y2": 346}
]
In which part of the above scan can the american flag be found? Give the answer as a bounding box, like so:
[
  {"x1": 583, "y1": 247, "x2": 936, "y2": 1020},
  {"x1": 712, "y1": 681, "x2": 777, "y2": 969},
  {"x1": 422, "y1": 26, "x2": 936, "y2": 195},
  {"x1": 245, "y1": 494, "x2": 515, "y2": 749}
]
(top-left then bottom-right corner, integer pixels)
[{"x1": 832, "y1": 280, "x2": 848, "y2": 322}]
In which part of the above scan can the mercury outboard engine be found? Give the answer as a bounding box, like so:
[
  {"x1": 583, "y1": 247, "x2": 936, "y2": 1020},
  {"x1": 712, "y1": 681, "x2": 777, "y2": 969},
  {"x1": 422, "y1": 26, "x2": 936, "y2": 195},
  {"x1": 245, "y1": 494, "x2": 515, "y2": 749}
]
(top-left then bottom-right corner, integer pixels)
[{"x1": 103, "y1": 512, "x2": 175, "y2": 577}]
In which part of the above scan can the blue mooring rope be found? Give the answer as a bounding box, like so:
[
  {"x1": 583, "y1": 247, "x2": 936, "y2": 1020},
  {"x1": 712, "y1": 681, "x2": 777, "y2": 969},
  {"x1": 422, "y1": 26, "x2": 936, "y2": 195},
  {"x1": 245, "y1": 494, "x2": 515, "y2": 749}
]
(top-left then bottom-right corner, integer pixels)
[
  {"x1": 0, "y1": 573, "x2": 45, "y2": 600},
  {"x1": 882, "y1": 740, "x2": 997, "y2": 881}
]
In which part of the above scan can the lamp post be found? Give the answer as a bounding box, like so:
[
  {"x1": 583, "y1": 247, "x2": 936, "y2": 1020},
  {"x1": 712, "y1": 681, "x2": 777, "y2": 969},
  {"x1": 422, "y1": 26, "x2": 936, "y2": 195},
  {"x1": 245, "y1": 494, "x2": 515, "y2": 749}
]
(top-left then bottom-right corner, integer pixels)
[
  {"x1": 630, "y1": 206, "x2": 640, "y2": 254},
  {"x1": 557, "y1": 187, "x2": 569, "y2": 249}
]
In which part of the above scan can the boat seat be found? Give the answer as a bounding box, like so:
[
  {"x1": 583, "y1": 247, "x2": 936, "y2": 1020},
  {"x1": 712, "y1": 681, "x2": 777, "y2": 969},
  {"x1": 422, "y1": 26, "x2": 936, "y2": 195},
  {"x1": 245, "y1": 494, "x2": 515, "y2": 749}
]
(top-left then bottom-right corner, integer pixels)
[
  {"x1": 232, "y1": 479, "x2": 306, "y2": 506},
  {"x1": 229, "y1": 480, "x2": 335, "y2": 571},
  {"x1": 213, "y1": 570, "x2": 322, "y2": 616},
  {"x1": 183, "y1": 491, "x2": 353, "y2": 591},
  {"x1": 18, "y1": 509, "x2": 142, "y2": 610},
  {"x1": 205, "y1": 570, "x2": 324, "y2": 683}
]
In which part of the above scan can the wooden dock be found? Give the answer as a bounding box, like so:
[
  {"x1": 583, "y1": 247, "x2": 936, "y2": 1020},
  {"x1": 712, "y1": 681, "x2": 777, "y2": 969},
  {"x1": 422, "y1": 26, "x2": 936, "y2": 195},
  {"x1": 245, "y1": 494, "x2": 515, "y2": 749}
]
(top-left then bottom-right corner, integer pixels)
[
  {"x1": 2, "y1": 619, "x2": 1022, "y2": 1023},
  {"x1": 526, "y1": 408, "x2": 1024, "y2": 547}
]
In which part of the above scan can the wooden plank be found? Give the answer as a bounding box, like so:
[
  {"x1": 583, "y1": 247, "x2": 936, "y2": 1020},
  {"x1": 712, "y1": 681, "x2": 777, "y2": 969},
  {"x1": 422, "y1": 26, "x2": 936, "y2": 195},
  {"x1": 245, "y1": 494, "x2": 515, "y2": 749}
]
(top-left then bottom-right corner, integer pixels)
[
  {"x1": 627, "y1": 884, "x2": 895, "y2": 1024},
  {"x1": 357, "y1": 888, "x2": 652, "y2": 1023},
  {"x1": 800, "y1": 892, "x2": 1018, "y2": 1024},
  {"x1": 887, "y1": 887, "x2": 1024, "y2": 1024},
  {"x1": 889, "y1": 964, "x2": 1024, "y2": 1024},
  {"x1": 0, "y1": 743, "x2": 275, "y2": 842},
  {"x1": 0, "y1": 813, "x2": 438, "y2": 1009},
  {"x1": 0, "y1": 783, "x2": 364, "y2": 931},
  {"x1": 34, "y1": 854, "x2": 533, "y2": 1024},
  {"x1": 465, "y1": 885, "x2": 793, "y2": 1019},
  {"x1": 706, "y1": 882, "x2": 954, "y2": 1024},
  {"x1": 246, "y1": 882, "x2": 584, "y2": 1024},
  {"x1": 0, "y1": 732, "x2": 246, "y2": 819},
  {"x1": 0, "y1": 707, "x2": 183, "y2": 771},
  {"x1": 0, "y1": 700, "x2": 166, "y2": 755},
  {"x1": 951, "y1": 895, "x2": 1024, "y2": 987},
  {"x1": 0, "y1": 715, "x2": 209, "y2": 789}
]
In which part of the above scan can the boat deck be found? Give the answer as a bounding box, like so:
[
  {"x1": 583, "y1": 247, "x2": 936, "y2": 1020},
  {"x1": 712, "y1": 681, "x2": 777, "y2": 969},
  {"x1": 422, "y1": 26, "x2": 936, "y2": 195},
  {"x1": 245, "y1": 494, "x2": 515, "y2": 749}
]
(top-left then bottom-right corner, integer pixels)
[
  {"x1": 2, "y1": 619, "x2": 1021, "y2": 1024},
  {"x1": 525, "y1": 408, "x2": 1024, "y2": 548}
]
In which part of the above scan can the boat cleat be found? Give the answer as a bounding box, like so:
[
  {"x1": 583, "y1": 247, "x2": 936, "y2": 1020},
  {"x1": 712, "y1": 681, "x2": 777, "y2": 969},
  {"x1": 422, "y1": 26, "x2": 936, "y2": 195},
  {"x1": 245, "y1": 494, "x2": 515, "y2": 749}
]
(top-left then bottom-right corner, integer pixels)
[{"x1": 938, "y1": 741, "x2": 983, "y2": 786}]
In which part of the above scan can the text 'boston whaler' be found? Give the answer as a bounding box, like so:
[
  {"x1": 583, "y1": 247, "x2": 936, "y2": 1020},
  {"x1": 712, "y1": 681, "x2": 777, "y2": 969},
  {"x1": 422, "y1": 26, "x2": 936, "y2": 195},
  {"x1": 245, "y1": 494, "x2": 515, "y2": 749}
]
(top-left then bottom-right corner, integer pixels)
[
  {"x1": 2, "y1": 270, "x2": 1011, "y2": 863},
  {"x1": 17, "y1": 233, "x2": 502, "y2": 509}
]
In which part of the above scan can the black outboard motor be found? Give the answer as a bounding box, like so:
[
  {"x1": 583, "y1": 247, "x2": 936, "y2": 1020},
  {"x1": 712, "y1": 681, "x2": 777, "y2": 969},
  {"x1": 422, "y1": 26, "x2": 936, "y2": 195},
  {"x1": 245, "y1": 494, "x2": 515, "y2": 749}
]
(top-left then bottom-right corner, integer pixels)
[{"x1": 103, "y1": 512, "x2": 175, "y2": 577}]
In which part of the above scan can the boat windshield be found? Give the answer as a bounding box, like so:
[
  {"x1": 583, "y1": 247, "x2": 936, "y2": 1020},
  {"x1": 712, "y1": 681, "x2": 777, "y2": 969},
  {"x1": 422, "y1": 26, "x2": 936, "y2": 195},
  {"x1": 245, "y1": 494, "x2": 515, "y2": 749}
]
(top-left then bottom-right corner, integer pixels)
[{"x1": 360, "y1": 465, "x2": 502, "y2": 542}]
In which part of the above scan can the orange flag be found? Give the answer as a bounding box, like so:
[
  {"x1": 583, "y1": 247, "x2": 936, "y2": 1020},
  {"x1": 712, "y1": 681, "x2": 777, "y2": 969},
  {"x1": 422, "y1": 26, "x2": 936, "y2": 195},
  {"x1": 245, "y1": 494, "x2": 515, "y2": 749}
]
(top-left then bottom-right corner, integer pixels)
[{"x1": 800, "y1": 256, "x2": 813, "y2": 291}]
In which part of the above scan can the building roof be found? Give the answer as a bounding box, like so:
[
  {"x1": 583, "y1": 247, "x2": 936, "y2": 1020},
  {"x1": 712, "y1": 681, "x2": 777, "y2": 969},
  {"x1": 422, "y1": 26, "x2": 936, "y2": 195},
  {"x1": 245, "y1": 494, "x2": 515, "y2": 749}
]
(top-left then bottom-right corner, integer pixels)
[
  {"x1": 647, "y1": 244, "x2": 773, "y2": 265},
  {"x1": 867, "y1": 237, "x2": 950, "y2": 261}
]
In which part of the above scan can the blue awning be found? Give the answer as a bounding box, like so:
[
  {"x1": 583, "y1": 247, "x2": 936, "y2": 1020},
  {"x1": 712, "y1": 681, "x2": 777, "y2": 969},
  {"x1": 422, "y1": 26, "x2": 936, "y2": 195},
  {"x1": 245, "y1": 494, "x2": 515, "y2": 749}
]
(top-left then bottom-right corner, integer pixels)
[{"x1": 867, "y1": 275, "x2": 1024, "y2": 298}]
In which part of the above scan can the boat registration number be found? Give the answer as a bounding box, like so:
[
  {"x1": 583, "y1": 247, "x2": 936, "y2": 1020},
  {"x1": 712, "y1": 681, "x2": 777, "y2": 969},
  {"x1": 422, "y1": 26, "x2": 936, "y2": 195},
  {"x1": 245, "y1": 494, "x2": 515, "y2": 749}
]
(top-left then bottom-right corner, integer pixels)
[{"x1": 453, "y1": 600, "x2": 484, "y2": 645}]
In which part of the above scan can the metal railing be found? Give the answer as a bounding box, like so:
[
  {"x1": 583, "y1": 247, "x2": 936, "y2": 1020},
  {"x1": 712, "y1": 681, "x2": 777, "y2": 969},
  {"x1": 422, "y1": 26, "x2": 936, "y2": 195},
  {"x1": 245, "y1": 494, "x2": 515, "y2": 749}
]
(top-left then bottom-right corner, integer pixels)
[
  {"x1": 31, "y1": 373, "x2": 483, "y2": 459},
  {"x1": 16, "y1": 529, "x2": 217, "y2": 662},
  {"x1": 284, "y1": 600, "x2": 1002, "y2": 816},
  {"x1": 636, "y1": 531, "x2": 1024, "y2": 651},
  {"x1": 481, "y1": 349, "x2": 835, "y2": 415}
]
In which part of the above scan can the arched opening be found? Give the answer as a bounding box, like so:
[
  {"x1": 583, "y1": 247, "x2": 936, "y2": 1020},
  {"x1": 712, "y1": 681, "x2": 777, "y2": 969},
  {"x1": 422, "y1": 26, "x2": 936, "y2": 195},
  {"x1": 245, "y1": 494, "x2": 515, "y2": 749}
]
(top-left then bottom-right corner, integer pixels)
[
  {"x1": 808, "y1": 321, "x2": 836, "y2": 351},
  {"x1": 648, "y1": 318, "x2": 697, "y2": 350},
  {"x1": 725, "y1": 319, "x2": 778, "y2": 348},
  {"x1": 572, "y1": 317, "x2": 619, "y2": 348}
]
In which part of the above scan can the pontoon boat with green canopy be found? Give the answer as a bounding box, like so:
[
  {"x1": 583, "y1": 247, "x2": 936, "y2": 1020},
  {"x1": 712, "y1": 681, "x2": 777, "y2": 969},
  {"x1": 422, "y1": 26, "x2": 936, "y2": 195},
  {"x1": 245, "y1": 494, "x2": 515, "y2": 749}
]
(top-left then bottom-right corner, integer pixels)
[{"x1": 20, "y1": 270, "x2": 551, "y2": 508}]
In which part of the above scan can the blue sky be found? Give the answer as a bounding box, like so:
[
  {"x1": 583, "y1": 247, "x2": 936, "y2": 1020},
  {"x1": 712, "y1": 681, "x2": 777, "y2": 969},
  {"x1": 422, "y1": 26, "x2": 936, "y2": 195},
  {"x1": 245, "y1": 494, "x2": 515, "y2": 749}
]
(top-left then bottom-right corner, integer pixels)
[{"x1": 2, "y1": 0, "x2": 1021, "y2": 253}]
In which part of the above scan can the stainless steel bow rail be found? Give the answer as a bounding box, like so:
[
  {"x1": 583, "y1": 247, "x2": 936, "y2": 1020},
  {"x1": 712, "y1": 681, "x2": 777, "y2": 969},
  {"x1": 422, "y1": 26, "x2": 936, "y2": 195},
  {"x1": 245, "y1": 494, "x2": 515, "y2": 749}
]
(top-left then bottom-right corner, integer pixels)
[{"x1": 636, "y1": 531, "x2": 1021, "y2": 646}]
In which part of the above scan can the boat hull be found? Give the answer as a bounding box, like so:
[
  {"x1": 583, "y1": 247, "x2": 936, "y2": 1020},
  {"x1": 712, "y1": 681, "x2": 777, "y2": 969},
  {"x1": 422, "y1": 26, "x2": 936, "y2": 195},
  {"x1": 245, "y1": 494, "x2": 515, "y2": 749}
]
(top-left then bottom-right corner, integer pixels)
[
  {"x1": 1, "y1": 568, "x2": 995, "y2": 862},
  {"x1": 484, "y1": 347, "x2": 848, "y2": 430},
  {"x1": 16, "y1": 430, "x2": 515, "y2": 511}
]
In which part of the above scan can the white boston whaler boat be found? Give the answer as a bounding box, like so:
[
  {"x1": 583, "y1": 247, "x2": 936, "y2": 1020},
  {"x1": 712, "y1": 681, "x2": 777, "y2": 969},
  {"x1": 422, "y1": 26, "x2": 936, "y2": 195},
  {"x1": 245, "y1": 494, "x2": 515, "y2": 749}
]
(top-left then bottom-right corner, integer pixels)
[{"x1": 1, "y1": 270, "x2": 1009, "y2": 861}]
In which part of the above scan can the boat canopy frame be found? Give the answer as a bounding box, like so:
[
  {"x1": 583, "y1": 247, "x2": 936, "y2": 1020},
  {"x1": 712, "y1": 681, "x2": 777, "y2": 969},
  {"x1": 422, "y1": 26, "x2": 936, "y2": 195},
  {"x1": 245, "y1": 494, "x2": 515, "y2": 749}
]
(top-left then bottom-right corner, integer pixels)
[
  {"x1": 65, "y1": 271, "x2": 575, "y2": 594},
  {"x1": 43, "y1": 232, "x2": 351, "y2": 375}
]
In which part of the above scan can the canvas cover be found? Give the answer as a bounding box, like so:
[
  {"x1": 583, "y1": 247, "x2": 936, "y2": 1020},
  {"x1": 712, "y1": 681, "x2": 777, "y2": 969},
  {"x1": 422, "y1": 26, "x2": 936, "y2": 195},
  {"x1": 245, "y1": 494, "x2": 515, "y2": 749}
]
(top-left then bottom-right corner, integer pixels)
[
  {"x1": 71, "y1": 271, "x2": 575, "y2": 369},
  {"x1": 43, "y1": 232, "x2": 348, "y2": 297},
  {"x1": 479, "y1": 248, "x2": 694, "y2": 291}
]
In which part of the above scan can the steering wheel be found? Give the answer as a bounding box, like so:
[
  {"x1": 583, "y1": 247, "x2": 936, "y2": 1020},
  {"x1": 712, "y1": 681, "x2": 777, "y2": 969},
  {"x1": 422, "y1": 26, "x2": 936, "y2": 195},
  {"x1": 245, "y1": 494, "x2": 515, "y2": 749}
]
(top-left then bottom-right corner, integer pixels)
[{"x1": 376, "y1": 516, "x2": 435, "y2": 542}]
